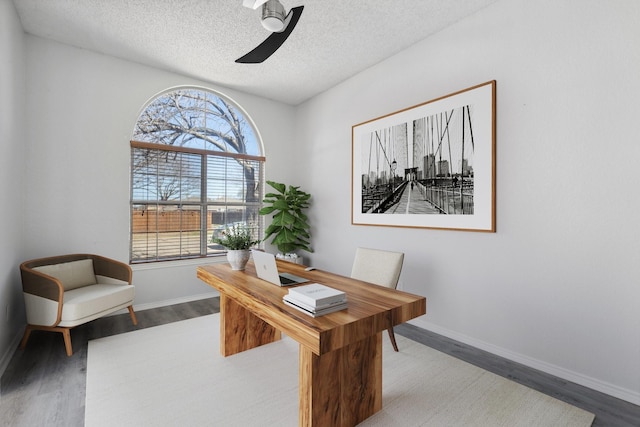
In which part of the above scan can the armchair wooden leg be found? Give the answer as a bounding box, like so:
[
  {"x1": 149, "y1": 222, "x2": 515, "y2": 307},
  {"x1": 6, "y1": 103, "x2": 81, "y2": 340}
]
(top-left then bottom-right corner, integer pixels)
[
  {"x1": 19, "y1": 325, "x2": 34, "y2": 350},
  {"x1": 62, "y1": 328, "x2": 73, "y2": 356},
  {"x1": 21, "y1": 325, "x2": 75, "y2": 356},
  {"x1": 128, "y1": 305, "x2": 138, "y2": 325},
  {"x1": 387, "y1": 327, "x2": 399, "y2": 352}
]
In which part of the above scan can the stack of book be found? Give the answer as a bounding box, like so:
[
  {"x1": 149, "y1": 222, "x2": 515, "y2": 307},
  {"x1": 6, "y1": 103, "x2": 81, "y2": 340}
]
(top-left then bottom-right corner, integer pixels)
[{"x1": 283, "y1": 283, "x2": 348, "y2": 317}]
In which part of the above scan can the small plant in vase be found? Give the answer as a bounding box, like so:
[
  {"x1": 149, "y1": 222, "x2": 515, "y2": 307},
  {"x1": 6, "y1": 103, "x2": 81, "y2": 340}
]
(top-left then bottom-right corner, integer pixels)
[
  {"x1": 259, "y1": 180, "x2": 312, "y2": 263},
  {"x1": 211, "y1": 223, "x2": 261, "y2": 270}
]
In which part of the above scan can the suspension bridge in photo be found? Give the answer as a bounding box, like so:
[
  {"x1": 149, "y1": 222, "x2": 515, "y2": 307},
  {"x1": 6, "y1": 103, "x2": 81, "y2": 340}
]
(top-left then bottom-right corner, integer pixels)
[
  {"x1": 362, "y1": 177, "x2": 474, "y2": 215},
  {"x1": 360, "y1": 105, "x2": 475, "y2": 215}
]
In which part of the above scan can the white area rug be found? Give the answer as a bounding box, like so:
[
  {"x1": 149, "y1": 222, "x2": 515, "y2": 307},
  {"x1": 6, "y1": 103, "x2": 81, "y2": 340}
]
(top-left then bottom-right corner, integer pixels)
[{"x1": 86, "y1": 314, "x2": 594, "y2": 426}]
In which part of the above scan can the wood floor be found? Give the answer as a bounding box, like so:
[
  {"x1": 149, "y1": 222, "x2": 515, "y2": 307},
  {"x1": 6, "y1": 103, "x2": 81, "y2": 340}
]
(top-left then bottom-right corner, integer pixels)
[{"x1": 0, "y1": 297, "x2": 638, "y2": 426}]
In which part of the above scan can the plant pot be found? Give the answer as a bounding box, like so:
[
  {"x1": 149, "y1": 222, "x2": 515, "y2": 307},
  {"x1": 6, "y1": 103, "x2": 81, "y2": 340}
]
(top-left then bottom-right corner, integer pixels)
[
  {"x1": 226, "y1": 249, "x2": 251, "y2": 271},
  {"x1": 276, "y1": 253, "x2": 304, "y2": 265}
]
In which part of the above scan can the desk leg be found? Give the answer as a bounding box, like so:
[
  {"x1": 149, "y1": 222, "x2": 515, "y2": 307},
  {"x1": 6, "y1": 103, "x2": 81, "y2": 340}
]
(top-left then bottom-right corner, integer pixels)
[
  {"x1": 299, "y1": 332, "x2": 382, "y2": 427},
  {"x1": 219, "y1": 294, "x2": 281, "y2": 357}
]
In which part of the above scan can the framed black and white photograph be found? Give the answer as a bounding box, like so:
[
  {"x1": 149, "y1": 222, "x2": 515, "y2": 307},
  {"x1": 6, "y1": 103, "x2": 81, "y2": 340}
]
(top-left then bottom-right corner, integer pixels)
[{"x1": 352, "y1": 81, "x2": 496, "y2": 232}]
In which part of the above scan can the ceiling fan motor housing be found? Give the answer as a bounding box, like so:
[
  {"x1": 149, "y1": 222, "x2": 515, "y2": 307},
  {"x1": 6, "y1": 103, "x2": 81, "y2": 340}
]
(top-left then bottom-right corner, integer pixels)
[{"x1": 261, "y1": 0, "x2": 286, "y2": 32}]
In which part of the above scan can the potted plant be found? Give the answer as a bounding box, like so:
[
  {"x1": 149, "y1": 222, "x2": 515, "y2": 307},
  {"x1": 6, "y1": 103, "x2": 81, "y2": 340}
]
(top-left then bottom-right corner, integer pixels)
[
  {"x1": 259, "y1": 180, "x2": 312, "y2": 263},
  {"x1": 211, "y1": 223, "x2": 261, "y2": 270}
]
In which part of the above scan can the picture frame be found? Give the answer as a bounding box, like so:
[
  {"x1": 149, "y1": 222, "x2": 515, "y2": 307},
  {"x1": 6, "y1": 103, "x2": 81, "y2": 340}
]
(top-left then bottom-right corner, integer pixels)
[{"x1": 352, "y1": 80, "x2": 496, "y2": 232}]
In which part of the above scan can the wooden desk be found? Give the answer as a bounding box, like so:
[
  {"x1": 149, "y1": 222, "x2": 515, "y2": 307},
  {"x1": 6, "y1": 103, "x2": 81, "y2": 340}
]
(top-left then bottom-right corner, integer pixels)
[{"x1": 197, "y1": 260, "x2": 426, "y2": 427}]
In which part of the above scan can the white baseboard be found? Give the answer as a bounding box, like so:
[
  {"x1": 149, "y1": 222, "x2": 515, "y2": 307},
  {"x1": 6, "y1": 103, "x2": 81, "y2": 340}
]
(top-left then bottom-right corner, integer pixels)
[{"x1": 408, "y1": 318, "x2": 640, "y2": 406}]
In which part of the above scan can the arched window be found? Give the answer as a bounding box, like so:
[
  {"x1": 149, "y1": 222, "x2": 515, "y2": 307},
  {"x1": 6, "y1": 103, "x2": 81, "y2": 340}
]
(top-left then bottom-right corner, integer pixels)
[{"x1": 130, "y1": 87, "x2": 264, "y2": 263}]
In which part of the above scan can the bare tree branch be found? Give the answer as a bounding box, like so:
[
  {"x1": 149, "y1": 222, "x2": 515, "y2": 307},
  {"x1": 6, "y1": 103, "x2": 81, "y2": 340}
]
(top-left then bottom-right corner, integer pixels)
[{"x1": 133, "y1": 89, "x2": 259, "y2": 202}]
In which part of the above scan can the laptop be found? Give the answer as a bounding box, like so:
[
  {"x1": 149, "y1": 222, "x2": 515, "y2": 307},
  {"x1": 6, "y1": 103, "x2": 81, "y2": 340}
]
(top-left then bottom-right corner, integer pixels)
[{"x1": 251, "y1": 250, "x2": 309, "y2": 286}]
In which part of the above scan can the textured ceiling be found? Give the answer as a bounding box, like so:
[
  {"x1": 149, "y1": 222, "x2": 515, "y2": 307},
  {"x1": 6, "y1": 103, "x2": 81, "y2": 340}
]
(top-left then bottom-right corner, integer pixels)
[{"x1": 13, "y1": 0, "x2": 498, "y2": 105}]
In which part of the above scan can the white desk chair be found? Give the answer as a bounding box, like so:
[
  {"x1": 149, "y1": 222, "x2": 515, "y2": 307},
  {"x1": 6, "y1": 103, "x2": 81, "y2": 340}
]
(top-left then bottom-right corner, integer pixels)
[{"x1": 351, "y1": 247, "x2": 404, "y2": 352}]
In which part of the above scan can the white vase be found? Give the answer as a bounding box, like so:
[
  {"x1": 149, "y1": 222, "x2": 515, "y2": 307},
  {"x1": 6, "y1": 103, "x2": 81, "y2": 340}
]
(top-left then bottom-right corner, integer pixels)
[{"x1": 226, "y1": 249, "x2": 251, "y2": 270}]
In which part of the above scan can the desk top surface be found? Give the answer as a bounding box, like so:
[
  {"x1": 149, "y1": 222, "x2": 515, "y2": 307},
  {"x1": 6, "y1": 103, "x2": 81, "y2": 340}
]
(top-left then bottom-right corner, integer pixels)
[{"x1": 197, "y1": 259, "x2": 426, "y2": 355}]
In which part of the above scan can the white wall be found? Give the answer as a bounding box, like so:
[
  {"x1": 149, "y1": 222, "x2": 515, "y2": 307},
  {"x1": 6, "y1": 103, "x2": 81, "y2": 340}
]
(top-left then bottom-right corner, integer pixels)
[
  {"x1": 0, "y1": 0, "x2": 27, "y2": 375},
  {"x1": 22, "y1": 36, "x2": 297, "y2": 308},
  {"x1": 296, "y1": 0, "x2": 640, "y2": 404}
]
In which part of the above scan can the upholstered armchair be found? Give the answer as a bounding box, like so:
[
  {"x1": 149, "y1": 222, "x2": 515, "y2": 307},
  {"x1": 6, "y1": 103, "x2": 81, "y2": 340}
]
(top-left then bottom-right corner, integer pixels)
[{"x1": 20, "y1": 254, "x2": 137, "y2": 356}]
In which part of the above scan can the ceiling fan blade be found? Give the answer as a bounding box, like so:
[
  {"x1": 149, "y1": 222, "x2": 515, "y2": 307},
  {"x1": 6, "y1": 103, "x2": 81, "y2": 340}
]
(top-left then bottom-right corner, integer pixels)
[{"x1": 235, "y1": 6, "x2": 304, "y2": 64}]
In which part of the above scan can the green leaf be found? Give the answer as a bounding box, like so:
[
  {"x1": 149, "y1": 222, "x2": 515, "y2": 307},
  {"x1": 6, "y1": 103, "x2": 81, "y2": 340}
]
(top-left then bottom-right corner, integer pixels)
[
  {"x1": 280, "y1": 228, "x2": 296, "y2": 243},
  {"x1": 271, "y1": 212, "x2": 285, "y2": 226},
  {"x1": 273, "y1": 199, "x2": 289, "y2": 210},
  {"x1": 263, "y1": 223, "x2": 278, "y2": 238},
  {"x1": 259, "y1": 206, "x2": 276, "y2": 215},
  {"x1": 282, "y1": 211, "x2": 297, "y2": 225},
  {"x1": 293, "y1": 219, "x2": 310, "y2": 230},
  {"x1": 266, "y1": 180, "x2": 286, "y2": 194}
]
